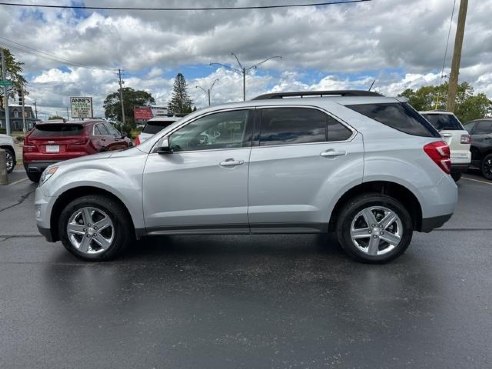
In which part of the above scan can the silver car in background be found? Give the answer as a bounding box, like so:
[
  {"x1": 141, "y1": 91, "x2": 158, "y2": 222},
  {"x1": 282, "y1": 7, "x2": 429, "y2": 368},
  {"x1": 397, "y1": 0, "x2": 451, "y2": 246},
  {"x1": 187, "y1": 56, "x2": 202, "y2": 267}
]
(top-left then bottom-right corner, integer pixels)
[{"x1": 35, "y1": 91, "x2": 457, "y2": 263}]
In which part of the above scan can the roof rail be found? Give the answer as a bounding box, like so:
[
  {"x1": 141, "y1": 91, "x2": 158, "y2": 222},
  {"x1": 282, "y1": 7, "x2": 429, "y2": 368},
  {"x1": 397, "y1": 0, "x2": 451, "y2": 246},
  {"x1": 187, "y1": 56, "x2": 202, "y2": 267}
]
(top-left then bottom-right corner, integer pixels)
[{"x1": 251, "y1": 90, "x2": 383, "y2": 100}]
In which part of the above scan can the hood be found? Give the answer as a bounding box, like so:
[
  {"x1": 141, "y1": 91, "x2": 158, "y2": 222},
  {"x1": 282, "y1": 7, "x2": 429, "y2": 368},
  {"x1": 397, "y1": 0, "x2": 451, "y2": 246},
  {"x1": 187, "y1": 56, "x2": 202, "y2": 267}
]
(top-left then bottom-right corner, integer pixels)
[{"x1": 56, "y1": 151, "x2": 114, "y2": 167}]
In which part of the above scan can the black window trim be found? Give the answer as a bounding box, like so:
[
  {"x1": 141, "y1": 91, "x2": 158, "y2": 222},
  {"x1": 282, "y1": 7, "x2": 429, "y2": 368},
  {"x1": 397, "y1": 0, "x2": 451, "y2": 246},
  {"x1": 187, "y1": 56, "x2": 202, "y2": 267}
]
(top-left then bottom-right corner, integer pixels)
[{"x1": 251, "y1": 105, "x2": 356, "y2": 148}]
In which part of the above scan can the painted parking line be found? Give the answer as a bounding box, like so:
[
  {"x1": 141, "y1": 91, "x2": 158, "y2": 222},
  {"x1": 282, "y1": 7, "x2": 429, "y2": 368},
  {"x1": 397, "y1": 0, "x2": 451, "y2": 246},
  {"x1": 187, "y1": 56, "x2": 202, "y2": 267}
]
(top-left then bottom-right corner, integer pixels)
[
  {"x1": 8, "y1": 178, "x2": 28, "y2": 186},
  {"x1": 462, "y1": 176, "x2": 492, "y2": 186}
]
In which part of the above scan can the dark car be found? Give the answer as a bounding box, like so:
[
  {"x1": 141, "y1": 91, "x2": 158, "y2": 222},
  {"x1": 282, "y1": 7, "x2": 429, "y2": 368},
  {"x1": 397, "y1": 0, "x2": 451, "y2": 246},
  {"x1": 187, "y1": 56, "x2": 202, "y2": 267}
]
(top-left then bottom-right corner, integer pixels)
[
  {"x1": 23, "y1": 119, "x2": 132, "y2": 182},
  {"x1": 463, "y1": 118, "x2": 492, "y2": 180}
]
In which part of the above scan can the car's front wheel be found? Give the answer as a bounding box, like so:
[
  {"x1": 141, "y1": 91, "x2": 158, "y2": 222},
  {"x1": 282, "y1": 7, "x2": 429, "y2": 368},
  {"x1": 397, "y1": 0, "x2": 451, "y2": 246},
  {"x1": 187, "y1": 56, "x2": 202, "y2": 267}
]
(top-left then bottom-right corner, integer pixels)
[
  {"x1": 59, "y1": 195, "x2": 133, "y2": 261},
  {"x1": 336, "y1": 194, "x2": 413, "y2": 263},
  {"x1": 480, "y1": 153, "x2": 492, "y2": 180}
]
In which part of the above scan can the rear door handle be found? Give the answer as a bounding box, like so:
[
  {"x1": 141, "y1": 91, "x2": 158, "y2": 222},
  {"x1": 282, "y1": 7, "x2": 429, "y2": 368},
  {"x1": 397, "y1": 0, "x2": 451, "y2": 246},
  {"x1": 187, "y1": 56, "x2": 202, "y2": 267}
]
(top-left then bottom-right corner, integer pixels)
[
  {"x1": 320, "y1": 149, "x2": 346, "y2": 158},
  {"x1": 219, "y1": 158, "x2": 245, "y2": 167}
]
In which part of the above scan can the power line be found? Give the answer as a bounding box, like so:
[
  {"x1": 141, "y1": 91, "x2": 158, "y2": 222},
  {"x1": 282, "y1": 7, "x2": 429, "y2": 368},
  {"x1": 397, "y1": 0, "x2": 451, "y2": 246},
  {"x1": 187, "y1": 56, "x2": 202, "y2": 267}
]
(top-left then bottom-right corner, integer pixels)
[
  {"x1": 0, "y1": 36, "x2": 115, "y2": 72},
  {"x1": 0, "y1": 1, "x2": 371, "y2": 11},
  {"x1": 440, "y1": 0, "x2": 457, "y2": 79}
]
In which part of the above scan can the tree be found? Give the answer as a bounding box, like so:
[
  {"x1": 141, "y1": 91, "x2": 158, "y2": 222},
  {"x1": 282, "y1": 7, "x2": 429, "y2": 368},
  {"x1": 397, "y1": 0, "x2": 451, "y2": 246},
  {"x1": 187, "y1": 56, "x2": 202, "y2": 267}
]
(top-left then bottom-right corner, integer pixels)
[
  {"x1": 168, "y1": 73, "x2": 193, "y2": 115},
  {"x1": 103, "y1": 87, "x2": 155, "y2": 128},
  {"x1": 399, "y1": 82, "x2": 492, "y2": 122},
  {"x1": 0, "y1": 48, "x2": 27, "y2": 106}
]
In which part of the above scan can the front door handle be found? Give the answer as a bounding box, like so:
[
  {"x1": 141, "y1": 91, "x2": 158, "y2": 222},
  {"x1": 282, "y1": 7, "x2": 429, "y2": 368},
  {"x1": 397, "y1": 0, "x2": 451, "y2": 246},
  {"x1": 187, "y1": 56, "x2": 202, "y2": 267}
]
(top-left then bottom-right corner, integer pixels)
[
  {"x1": 220, "y1": 158, "x2": 245, "y2": 167},
  {"x1": 320, "y1": 149, "x2": 346, "y2": 158}
]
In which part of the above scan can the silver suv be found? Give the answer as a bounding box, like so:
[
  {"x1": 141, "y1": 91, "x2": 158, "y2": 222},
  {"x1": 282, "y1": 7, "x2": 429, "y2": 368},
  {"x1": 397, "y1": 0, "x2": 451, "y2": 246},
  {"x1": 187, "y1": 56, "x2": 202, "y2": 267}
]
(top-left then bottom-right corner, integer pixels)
[{"x1": 35, "y1": 91, "x2": 457, "y2": 263}]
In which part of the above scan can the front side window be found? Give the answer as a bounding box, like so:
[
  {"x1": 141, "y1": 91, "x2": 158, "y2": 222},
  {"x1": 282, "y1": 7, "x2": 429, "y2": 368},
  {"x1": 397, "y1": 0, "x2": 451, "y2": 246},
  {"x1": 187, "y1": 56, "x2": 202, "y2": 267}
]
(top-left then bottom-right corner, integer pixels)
[
  {"x1": 170, "y1": 110, "x2": 250, "y2": 152},
  {"x1": 258, "y1": 107, "x2": 351, "y2": 146}
]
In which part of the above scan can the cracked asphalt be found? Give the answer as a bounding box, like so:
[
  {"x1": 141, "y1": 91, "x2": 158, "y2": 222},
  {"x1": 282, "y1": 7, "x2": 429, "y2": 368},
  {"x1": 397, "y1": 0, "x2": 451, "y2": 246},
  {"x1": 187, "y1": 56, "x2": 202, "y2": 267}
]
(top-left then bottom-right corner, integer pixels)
[{"x1": 0, "y1": 169, "x2": 491, "y2": 369}]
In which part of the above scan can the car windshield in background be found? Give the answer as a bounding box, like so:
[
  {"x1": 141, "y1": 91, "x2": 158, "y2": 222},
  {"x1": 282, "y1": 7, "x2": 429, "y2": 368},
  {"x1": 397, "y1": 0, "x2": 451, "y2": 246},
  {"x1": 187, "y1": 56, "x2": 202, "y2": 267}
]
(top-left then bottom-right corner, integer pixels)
[
  {"x1": 421, "y1": 114, "x2": 463, "y2": 131},
  {"x1": 30, "y1": 124, "x2": 84, "y2": 137},
  {"x1": 142, "y1": 121, "x2": 175, "y2": 134},
  {"x1": 346, "y1": 102, "x2": 438, "y2": 137}
]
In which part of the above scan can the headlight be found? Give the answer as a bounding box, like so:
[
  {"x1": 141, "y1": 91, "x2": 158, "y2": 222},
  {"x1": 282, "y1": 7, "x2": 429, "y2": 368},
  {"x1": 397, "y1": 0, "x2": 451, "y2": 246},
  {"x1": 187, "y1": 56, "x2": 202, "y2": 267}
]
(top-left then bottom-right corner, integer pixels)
[{"x1": 40, "y1": 166, "x2": 58, "y2": 186}]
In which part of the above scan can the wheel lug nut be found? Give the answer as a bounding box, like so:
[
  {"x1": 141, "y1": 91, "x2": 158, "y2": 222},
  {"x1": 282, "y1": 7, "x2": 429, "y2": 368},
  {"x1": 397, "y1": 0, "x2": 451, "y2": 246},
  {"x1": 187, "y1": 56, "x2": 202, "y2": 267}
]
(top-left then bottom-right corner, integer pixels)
[
  {"x1": 368, "y1": 230, "x2": 372, "y2": 234},
  {"x1": 380, "y1": 231, "x2": 384, "y2": 235},
  {"x1": 373, "y1": 235, "x2": 378, "y2": 239}
]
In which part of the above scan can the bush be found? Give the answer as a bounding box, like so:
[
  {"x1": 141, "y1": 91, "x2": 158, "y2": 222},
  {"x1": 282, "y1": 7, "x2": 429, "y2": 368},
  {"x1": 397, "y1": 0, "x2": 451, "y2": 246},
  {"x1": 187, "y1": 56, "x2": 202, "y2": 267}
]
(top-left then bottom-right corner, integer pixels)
[{"x1": 15, "y1": 135, "x2": 24, "y2": 143}]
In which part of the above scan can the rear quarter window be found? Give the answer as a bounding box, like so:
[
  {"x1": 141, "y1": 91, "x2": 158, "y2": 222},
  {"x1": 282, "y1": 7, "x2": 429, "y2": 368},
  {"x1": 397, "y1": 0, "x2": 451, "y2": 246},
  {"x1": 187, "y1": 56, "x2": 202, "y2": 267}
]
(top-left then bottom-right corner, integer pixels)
[
  {"x1": 347, "y1": 103, "x2": 439, "y2": 137},
  {"x1": 30, "y1": 124, "x2": 84, "y2": 137}
]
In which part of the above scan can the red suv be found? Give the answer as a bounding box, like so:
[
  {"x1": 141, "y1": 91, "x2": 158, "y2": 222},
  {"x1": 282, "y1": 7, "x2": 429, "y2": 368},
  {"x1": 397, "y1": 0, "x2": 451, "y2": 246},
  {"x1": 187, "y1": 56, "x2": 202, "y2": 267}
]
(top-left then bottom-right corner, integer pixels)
[{"x1": 23, "y1": 120, "x2": 132, "y2": 182}]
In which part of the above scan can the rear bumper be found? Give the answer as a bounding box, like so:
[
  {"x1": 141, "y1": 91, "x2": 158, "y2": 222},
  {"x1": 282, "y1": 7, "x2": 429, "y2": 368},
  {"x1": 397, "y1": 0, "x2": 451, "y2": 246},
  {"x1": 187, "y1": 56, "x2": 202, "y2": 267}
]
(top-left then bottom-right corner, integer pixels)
[
  {"x1": 451, "y1": 163, "x2": 470, "y2": 173},
  {"x1": 421, "y1": 213, "x2": 453, "y2": 233},
  {"x1": 24, "y1": 161, "x2": 59, "y2": 173}
]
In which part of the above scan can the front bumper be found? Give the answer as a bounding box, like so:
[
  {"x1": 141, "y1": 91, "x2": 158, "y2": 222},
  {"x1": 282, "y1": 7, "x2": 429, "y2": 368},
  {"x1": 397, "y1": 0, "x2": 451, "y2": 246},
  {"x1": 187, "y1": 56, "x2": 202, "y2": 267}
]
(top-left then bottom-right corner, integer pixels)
[{"x1": 25, "y1": 161, "x2": 59, "y2": 174}]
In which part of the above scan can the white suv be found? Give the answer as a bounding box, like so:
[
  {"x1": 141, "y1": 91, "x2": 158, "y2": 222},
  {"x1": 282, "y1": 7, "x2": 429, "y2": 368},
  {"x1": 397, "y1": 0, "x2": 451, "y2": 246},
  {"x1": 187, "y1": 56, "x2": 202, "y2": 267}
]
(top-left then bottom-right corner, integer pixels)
[
  {"x1": 135, "y1": 116, "x2": 181, "y2": 145},
  {"x1": 34, "y1": 91, "x2": 457, "y2": 263},
  {"x1": 0, "y1": 133, "x2": 16, "y2": 173},
  {"x1": 420, "y1": 111, "x2": 471, "y2": 181}
]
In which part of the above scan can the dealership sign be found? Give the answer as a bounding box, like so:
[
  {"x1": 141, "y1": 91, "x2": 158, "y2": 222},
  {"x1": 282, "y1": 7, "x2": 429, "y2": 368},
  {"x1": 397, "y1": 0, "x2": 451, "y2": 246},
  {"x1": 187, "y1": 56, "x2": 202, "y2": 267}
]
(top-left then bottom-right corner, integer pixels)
[{"x1": 70, "y1": 97, "x2": 93, "y2": 119}]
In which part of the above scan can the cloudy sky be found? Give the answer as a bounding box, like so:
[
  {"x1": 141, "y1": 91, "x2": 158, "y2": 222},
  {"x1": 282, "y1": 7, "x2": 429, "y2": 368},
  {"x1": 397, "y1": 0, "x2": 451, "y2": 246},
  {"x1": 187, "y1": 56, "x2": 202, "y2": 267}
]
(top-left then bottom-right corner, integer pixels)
[{"x1": 0, "y1": 0, "x2": 491, "y2": 119}]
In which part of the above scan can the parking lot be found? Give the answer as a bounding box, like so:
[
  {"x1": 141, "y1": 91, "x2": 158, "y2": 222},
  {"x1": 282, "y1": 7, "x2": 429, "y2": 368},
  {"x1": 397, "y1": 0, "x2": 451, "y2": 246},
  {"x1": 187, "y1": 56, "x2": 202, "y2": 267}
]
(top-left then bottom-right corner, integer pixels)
[{"x1": 0, "y1": 169, "x2": 491, "y2": 369}]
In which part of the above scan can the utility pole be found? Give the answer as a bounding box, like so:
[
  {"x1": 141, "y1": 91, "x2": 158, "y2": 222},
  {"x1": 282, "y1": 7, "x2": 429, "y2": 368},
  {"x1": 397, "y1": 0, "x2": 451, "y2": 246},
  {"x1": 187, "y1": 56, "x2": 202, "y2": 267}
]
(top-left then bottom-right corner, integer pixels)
[
  {"x1": 0, "y1": 48, "x2": 11, "y2": 135},
  {"x1": 210, "y1": 53, "x2": 282, "y2": 101},
  {"x1": 19, "y1": 87, "x2": 26, "y2": 133},
  {"x1": 118, "y1": 69, "x2": 126, "y2": 125},
  {"x1": 196, "y1": 79, "x2": 219, "y2": 106},
  {"x1": 446, "y1": 0, "x2": 468, "y2": 113},
  {"x1": 34, "y1": 101, "x2": 38, "y2": 119}
]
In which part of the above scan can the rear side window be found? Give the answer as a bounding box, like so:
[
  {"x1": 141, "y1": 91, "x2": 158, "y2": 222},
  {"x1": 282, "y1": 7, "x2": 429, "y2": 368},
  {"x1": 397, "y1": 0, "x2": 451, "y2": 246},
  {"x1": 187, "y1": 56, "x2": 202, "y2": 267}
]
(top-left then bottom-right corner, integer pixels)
[
  {"x1": 30, "y1": 124, "x2": 84, "y2": 137},
  {"x1": 421, "y1": 114, "x2": 464, "y2": 131},
  {"x1": 347, "y1": 103, "x2": 439, "y2": 137},
  {"x1": 143, "y1": 120, "x2": 175, "y2": 134},
  {"x1": 258, "y1": 107, "x2": 352, "y2": 146}
]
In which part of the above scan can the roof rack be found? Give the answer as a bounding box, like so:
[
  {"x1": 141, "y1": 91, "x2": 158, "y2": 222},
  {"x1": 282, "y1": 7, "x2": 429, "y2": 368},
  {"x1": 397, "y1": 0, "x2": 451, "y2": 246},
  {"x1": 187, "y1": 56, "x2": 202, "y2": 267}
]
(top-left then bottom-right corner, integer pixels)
[{"x1": 251, "y1": 90, "x2": 383, "y2": 100}]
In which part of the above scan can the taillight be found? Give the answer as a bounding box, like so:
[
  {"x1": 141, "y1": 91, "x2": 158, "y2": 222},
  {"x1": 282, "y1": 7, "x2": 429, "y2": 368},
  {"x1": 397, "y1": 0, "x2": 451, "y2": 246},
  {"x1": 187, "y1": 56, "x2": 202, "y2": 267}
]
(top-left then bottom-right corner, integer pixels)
[
  {"x1": 72, "y1": 138, "x2": 89, "y2": 145},
  {"x1": 134, "y1": 136, "x2": 140, "y2": 146},
  {"x1": 460, "y1": 134, "x2": 470, "y2": 144},
  {"x1": 424, "y1": 141, "x2": 451, "y2": 174}
]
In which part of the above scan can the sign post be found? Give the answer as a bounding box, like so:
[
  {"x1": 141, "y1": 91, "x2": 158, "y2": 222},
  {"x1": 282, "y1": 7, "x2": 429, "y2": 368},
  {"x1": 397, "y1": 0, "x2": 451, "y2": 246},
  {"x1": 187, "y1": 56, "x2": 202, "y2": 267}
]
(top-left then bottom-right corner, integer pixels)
[
  {"x1": 0, "y1": 48, "x2": 11, "y2": 135},
  {"x1": 70, "y1": 97, "x2": 93, "y2": 119}
]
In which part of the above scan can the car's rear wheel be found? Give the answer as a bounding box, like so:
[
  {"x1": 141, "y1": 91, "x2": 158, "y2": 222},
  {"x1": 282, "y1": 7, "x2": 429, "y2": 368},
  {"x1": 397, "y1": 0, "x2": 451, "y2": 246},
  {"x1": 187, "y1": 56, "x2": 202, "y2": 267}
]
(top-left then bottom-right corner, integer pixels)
[
  {"x1": 480, "y1": 153, "x2": 492, "y2": 180},
  {"x1": 451, "y1": 171, "x2": 462, "y2": 182},
  {"x1": 59, "y1": 195, "x2": 133, "y2": 261},
  {"x1": 26, "y1": 171, "x2": 41, "y2": 183},
  {"x1": 4, "y1": 147, "x2": 15, "y2": 173},
  {"x1": 336, "y1": 194, "x2": 413, "y2": 263}
]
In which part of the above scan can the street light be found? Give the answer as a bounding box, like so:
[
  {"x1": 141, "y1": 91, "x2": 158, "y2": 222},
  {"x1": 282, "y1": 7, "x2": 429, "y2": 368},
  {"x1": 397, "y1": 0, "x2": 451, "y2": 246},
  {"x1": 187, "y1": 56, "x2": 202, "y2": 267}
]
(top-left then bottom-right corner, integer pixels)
[
  {"x1": 210, "y1": 52, "x2": 282, "y2": 101},
  {"x1": 196, "y1": 79, "x2": 219, "y2": 106}
]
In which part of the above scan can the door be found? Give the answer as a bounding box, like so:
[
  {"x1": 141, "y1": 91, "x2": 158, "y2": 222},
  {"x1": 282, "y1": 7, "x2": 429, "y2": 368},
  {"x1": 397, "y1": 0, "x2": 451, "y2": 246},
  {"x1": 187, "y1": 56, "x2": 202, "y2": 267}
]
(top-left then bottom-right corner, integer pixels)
[
  {"x1": 143, "y1": 109, "x2": 253, "y2": 233},
  {"x1": 248, "y1": 107, "x2": 364, "y2": 232}
]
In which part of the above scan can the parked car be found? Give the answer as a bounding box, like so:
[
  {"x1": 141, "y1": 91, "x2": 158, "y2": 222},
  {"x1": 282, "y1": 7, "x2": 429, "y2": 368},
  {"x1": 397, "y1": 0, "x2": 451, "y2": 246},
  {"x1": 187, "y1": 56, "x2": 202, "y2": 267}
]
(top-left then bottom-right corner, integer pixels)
[
  {"x1": 134, "y1": 116, "x2": 181, "y2": 145},
  {"x1": 23, "y1": 119, "x2": 132, "y2": 183},
  {"x1": 463, "y1": 118, "x2": 492, "y2": 180},
  {"x1": 420, "y1": 111, "x2": 471, "y2": 181},
  {"x1": 34, "y1": 90, "x2": 457, "y2": 263},
  {"x1": 0, "y1": 133, "x2": 16, "y2": 173}
]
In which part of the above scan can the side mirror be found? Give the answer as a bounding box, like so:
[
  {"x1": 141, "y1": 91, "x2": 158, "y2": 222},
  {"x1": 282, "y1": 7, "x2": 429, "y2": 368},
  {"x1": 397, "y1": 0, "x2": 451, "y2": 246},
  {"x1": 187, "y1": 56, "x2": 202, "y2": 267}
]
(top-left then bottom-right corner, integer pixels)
[{"x1": 157, "y1": 138, "x2": 173, "y2": 154}]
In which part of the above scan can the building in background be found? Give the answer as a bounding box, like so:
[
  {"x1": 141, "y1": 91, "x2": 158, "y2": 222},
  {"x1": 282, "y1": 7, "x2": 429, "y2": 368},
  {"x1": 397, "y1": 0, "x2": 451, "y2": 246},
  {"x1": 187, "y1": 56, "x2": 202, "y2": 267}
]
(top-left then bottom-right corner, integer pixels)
[{"x1": 0, "y1": 105, "x2": 38, "y2": 131}]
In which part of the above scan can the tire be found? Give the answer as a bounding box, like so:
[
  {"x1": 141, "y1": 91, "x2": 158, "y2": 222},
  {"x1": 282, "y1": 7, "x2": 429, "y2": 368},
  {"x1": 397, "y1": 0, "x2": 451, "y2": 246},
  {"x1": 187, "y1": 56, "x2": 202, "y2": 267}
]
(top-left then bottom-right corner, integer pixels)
[
  {"x1": 58, "y1": 195, "x2": 134, "y2": 261},
  {"x1": 480, "y1": 153, "x2": 492, "y2": 180},
  {"x1": 26, "y1": 171, "x2": 41, "y2": 183},
  {"x1": 451, "y1": 171, "x2": 462, "y2": 182},
  {"x1": 4, "y1": 147, "x2": 15, "y2": 174},
  {"x1": 336, "y1": 193, "x2": 413, "y2": 263}
]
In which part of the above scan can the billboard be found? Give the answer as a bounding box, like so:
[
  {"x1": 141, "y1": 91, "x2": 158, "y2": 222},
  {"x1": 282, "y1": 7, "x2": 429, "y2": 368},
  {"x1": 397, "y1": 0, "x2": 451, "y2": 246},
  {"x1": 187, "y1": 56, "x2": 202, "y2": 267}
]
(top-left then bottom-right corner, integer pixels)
[{"x1": 70, "y1": 97, "x2": 93, "y2": 119}]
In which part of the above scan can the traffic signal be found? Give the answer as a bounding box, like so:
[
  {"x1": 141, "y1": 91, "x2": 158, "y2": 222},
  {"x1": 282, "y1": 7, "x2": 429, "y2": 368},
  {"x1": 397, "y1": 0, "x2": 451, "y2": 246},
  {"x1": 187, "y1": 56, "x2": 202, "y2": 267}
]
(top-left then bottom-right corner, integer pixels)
[{"x1": 18, "y1": 89, "x2": 23, "y2": 105}]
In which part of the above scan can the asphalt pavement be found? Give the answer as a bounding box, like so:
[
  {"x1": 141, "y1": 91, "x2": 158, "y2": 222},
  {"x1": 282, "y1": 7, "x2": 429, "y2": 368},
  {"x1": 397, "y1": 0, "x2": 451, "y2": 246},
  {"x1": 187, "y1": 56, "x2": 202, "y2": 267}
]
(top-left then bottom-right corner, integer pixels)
[{"x1": 0, "y1": 170, "x2": 491, "y2": 369}]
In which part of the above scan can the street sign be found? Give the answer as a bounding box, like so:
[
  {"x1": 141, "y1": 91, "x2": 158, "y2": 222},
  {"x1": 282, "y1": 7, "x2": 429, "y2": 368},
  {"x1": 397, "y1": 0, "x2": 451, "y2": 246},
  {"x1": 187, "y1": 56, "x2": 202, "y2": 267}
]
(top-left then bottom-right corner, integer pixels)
[
  {"x1": 70, "y1": 97, "x2": 93, "y2": 119},
  {"x1": 0, "y1": 80, "x2": 13, "y2": 87}
]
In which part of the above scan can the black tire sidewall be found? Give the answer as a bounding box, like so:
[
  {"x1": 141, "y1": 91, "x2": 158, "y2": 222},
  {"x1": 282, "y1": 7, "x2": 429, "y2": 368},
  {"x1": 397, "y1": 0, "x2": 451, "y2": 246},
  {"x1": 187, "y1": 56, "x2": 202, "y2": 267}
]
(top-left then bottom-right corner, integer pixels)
[
  {"x1": 58, "y1": 195, "x2": 132, "y2": 261},
  {"x1": 336, "y1": 194, "x2": 413, "y2": 263},
  {"x1": 481, "y1": 154, "x2": 492, "y2": 180}
]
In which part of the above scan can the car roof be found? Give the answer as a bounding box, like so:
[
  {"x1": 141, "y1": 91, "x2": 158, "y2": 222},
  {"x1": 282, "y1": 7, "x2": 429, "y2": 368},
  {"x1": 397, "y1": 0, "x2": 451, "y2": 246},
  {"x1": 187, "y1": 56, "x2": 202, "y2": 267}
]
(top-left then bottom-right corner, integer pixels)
[{"x1": 147, "y1": 116, "x2": 181, "y2": 122}]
